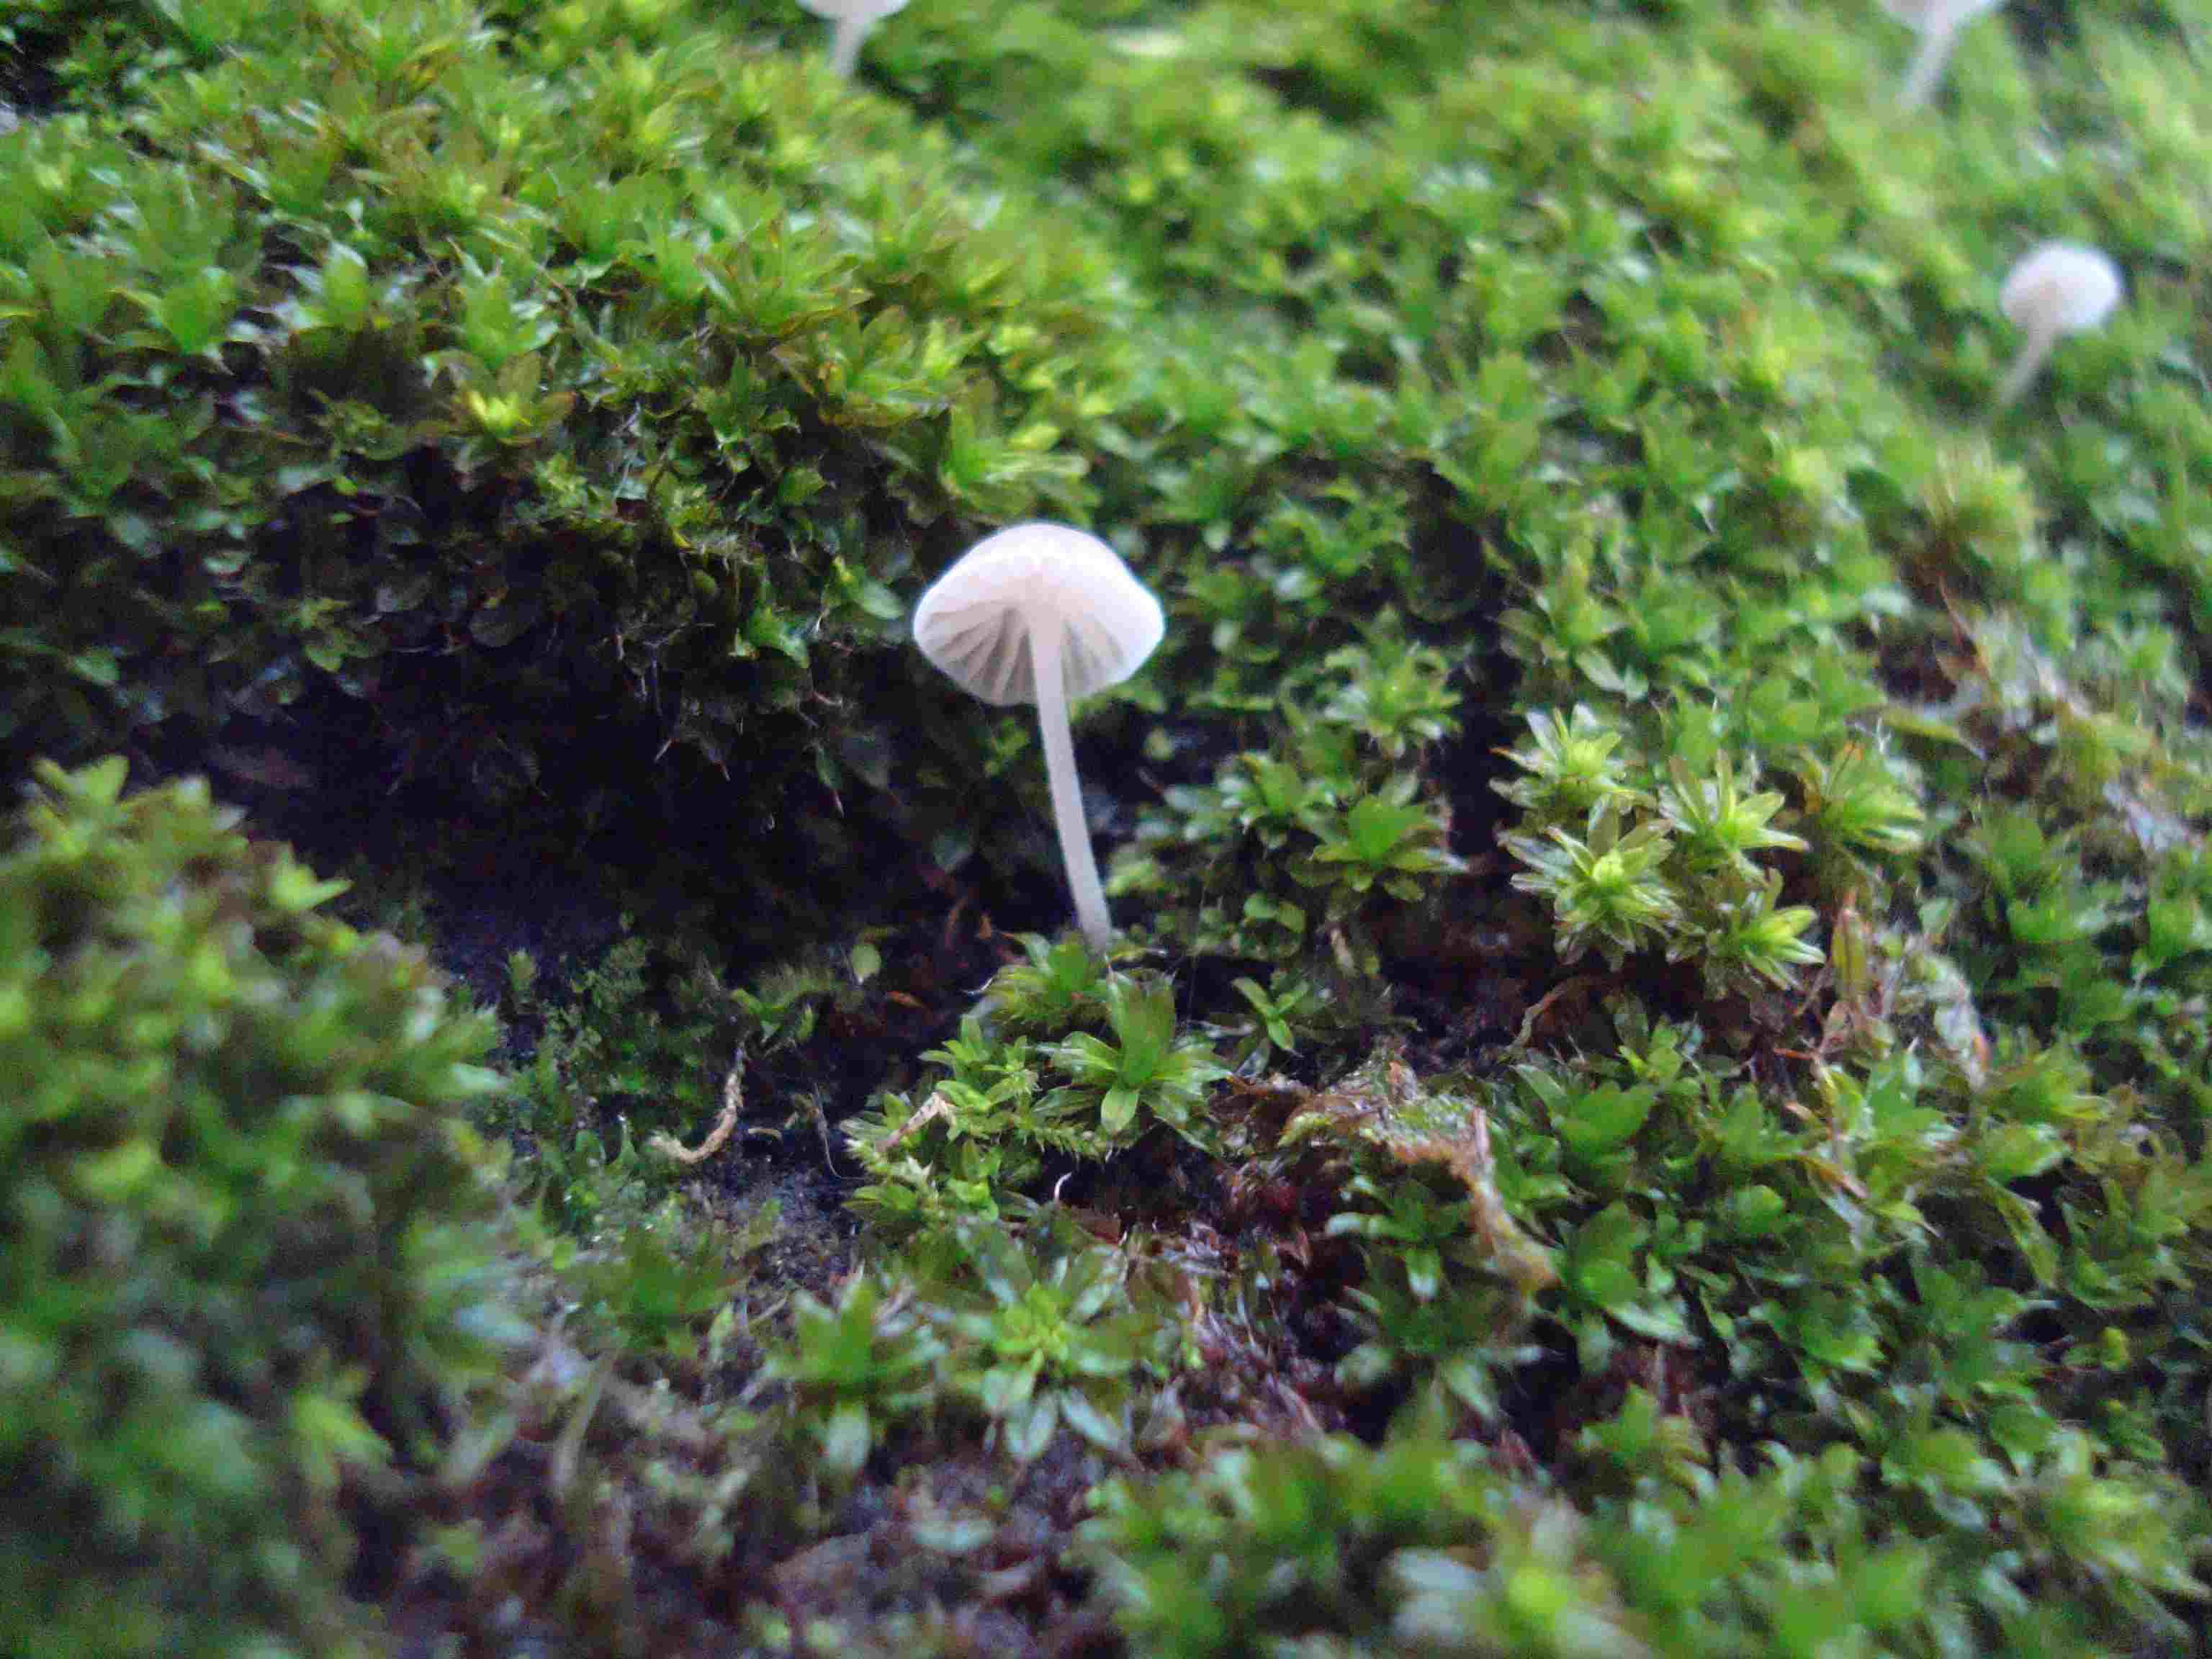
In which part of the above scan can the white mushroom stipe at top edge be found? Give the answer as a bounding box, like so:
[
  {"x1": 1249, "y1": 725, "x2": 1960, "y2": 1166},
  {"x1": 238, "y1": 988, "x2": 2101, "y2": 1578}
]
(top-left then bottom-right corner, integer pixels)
[
  {"x1": 1881, "y1": 0, "x2": 2005, "y2": 109},
  {"x1": 798, "y1": 0, "x2": 910, "y2": 78},
  {"x1": 912, "y1": 523, "x2": 1164, "y2": 953},
  {"x1": 1996, "y1": 241, "x2": 2122, "y2": 410}
]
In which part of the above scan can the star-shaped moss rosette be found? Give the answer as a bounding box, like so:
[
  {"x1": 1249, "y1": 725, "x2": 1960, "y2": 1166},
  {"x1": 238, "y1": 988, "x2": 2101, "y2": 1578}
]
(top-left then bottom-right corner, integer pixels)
[
  {"x1": 1042, "y1": 974, "x2": 1228, "y2": 1149},
  {"x1": 939, "y1": 1222, "x2": 1169, "y2": 1463}
]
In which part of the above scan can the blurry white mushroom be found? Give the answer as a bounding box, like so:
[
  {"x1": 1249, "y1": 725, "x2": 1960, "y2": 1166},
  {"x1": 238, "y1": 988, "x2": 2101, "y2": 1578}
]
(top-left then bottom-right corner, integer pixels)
[
  {"x1": 913, "y1": 523, "x2": 1164, "y2": 953},
  {"x1": 1881, "y1": 0, "x2": 2004, "y2": 109},
  {"x1": 1996, "y1": 241, "x2": 2122, "y2": 408},
  {"x1": 799, "y1": 0, "x2": 909, "y2": 78}
]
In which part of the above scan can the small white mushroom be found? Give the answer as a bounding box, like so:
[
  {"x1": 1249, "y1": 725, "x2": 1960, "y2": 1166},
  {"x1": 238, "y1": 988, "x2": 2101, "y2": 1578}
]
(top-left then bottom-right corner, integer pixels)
[
  {"x1": 1995, "y1": 240, "x2": 2122, "y2": 408},
  {"x1": 913, "y1": 523, "x2": 1164, "y2": 953},
  {"x1": 1881, "y1": 0, "x2": 2005, "y2": 109},
  {"x1": 798, "y1": 0, "x2": 909, "y2": 78}
]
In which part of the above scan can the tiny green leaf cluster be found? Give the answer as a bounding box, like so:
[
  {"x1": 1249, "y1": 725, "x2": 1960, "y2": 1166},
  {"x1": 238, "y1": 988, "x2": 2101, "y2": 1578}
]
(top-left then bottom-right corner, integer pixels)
[
  {"x1": 1501, "y1": 709, "x2": 1836, "y2": 991},
  {"x1": 1123, "y1": 620, "x2": 1465, "y2": 971},
  {"x1": 849, "y1": 946, "x2": 1228, "y2": 1230},
  {"x1": 758, "y1": 1209, "x2": 1179, "y2": 1470}
]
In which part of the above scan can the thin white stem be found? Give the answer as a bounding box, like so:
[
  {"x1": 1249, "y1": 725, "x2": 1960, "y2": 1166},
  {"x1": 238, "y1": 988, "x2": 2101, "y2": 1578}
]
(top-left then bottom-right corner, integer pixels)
[
  {"x1": 1030, "y1": 621, "x2": 1112, "y2": 953},
  {"x1": 1995, "y1": 321, "x2": 2057, "y2": 409},
  {"x1": 829, "y1": 14, "x2": 869, "y2": 77},
  {"x1": 1898, "y1": 24, "x2": 1959, "y2": 108}
]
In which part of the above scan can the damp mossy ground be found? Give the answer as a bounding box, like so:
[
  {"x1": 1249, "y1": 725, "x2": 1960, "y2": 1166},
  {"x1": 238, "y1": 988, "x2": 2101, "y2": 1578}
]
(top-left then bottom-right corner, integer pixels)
[{"x1": 4, "y1": 1, "x2": 2211, "y2": 1654}]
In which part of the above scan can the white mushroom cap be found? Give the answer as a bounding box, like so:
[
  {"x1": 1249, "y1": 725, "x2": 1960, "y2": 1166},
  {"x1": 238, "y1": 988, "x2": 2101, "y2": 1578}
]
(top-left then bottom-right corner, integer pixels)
[
  {"x1": 1880, "y1": 0, "x2": 2003, "y2": 33},
  {"x1": 798, "y1": 0, "x2": 909, "y2": 19},
  {"x1": 798, "y1": 0, "x2": 908, "y2": 75},
  {"x1": 913, "y1": 523, "x2": 1164, "y2": 709},
  {"x1": 2001, "y1": 241, "x2": 2123, "y2": 337}
]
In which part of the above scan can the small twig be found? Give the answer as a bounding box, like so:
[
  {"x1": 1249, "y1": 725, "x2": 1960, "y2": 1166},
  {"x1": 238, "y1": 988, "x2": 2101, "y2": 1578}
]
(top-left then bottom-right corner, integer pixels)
[
  {"x1": 805, "y1": 1089, "x2": 839, "y2": 1173},
  {"x1": 1511, "y1": 974, "x2": 1598, "y2": 1052},
  {"x1": 649, "y1": 1049, "x2": 747, "y2": 1166},
  {"x1": 549, "y1": 1349, "x2": 615, "y2": 1501},
  {"x1": 881, "y1": 1088, "x2": 955, "y2": 1153}
]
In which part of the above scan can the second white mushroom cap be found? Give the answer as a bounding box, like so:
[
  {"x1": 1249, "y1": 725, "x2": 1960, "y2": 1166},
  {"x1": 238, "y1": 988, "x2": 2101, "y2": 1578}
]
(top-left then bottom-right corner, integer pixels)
[
  {"x1": 797, "y1": 0, "x2": 910, "y2": 77},
  {"x1": 913, "y1": 523, "x2": 1164, "y2": 708},
  {"x1": 1992, "y1": 240, "x2": 2123, "y2": 408},
  {"x1": 2000, "y1": 241, "x2": 2123, "y2": 338},
  {"x1": 798, "y1": 0, "x2": 910, "y2": 23},
  {"x1": 1880, "y1": 0, "x2": 2004, "y2": 32}
]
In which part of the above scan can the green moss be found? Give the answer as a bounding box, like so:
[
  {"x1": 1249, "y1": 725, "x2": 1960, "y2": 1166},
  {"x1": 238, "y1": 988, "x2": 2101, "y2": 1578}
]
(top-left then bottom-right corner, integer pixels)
[
  {"x1": 8, "y1": 0, "x2": 2212, "y2": 1650},
  {"x1": 847, "y1": 955, "x2": 1232, "y2": 1231},
  {"x1": 1084, "y1": 1399, "x2": 2203, "y2": 1658},
  {"x1": 0, "y1": 759, "x2": 514, "y2": 1659},
  {"x1": 1, "y1": 0, "x2": 1130, "y2": 910}
]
